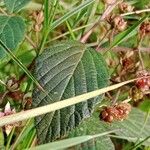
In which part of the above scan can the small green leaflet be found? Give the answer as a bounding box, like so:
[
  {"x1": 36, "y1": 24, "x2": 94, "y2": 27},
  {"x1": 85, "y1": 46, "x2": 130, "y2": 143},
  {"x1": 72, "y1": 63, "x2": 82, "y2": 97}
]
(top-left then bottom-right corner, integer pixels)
[{"x1": 0, "y1": 15, "x2": 25, "y2": 58}]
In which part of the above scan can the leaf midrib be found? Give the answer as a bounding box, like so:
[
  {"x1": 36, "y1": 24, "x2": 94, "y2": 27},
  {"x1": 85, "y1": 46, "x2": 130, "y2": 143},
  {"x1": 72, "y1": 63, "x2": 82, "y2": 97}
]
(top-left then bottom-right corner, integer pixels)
[{"x1": 38, "y1": 43, "x2": 86, "y2": 102}]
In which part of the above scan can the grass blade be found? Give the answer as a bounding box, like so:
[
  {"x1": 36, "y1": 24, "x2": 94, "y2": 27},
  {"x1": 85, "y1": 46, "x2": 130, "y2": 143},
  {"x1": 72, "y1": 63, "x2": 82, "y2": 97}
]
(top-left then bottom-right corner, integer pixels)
[
  {"x1": 130, "y1": 136, "x2": 150, "y2": 150},
  {"x1": 0, "y1": 78, "x2": 136, "y2": 127},
  {"x1": 109, "y1": 135, "x2": 150, "y2": 148},
  {"x1": 50, "y1": 0, "x2": 95, "y2": 30},
  {"x1": 28, "y1": 130, "x2": 118, "y2": 150},
  {"x1": 38, "y1": 0, "x2": 94, "y2": 54},
  {"x1": 11, "y1": 119, "x2": 34, "y2": 149},
  {"x1": 43, "y1": 0, "x2": 49, "y2": 29},
  {"x1": 0, "y1": 39, "x2": 45, "y2": 93}
]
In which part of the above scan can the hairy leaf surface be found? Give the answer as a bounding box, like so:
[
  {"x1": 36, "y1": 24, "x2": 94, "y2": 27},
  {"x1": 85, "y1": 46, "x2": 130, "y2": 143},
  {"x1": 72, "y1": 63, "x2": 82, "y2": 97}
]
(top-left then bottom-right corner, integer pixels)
[{"x1": 32, "y1": 41, "x2": 109, "y2": 143}]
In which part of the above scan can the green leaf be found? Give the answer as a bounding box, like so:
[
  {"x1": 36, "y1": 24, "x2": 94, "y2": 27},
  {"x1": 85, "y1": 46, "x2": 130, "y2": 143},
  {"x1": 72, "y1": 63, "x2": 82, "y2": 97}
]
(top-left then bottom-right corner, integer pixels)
[
  {"x1": 107, "y1": 108, "x2": 150, "y2": 146},
  {"x1": 69, "y1": 130, "x2": 114, "y2": 150},
  {"x1": 0, "y1": 15, "x2": 25, "y2": 58},
  {"x1": 28, "y1": 130, "x2": 116, "y2": 150},
  {"x1": 4, "y1": 0, "x2": 30, "y2": 13},
  {"x1": 68, "y1": 111, "x2": 115, "y2": 150},
  {"x1": 32, "y1": 41, "x2": 109, "y2": 143},
  {"x1": 70, "y1": 108, "x2": 150, "y2": 149}
]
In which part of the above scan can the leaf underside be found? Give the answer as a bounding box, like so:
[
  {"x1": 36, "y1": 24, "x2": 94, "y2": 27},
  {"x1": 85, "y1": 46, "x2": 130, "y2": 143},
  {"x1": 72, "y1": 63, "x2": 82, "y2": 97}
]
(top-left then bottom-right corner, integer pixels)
[{"x1": 32, "y1": 41, "x2": 109, "y2": 144}]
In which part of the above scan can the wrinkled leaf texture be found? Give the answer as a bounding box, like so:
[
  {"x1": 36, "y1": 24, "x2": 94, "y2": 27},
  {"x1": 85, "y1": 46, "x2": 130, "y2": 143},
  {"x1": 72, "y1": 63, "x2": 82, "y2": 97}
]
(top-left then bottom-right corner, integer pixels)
[{"x1": 32, "y1": 41, "x2": 109, "y2": 144}]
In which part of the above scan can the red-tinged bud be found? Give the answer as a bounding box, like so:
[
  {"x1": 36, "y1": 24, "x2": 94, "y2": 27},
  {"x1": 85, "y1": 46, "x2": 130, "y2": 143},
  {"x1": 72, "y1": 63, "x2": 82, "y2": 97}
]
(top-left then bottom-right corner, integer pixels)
[
  {"x1": 140, "y1": 22, "x2": 150, "y2": 36},
  {"x1": 136, "y1": 70, "x2": 150, "y2": 92},
  {"x1": 32, "y1": 11, "x2": 44, "y2": 24},
  {"x1": 119, "y1": 2, "x2": 134, "y2": 13},
  {"x1": 113, "y1": 16, "x2": 127, "y2": 31},
  {"x1": 6, "y1": 77, "x2": 19, "y2": 92}
]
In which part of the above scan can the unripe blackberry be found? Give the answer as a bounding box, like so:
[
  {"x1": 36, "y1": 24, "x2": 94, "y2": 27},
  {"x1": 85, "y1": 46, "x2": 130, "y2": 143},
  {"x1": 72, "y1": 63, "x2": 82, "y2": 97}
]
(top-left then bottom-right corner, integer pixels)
[
  {"x1": 119, "y1": 2, "x2": 134, "y2": 13},
  {"x1": 140, "y1": 22, "x2": 150, "y2": 36},
  {"x1": 99, "y1": 102, "x2": 132, "y2": 123}
]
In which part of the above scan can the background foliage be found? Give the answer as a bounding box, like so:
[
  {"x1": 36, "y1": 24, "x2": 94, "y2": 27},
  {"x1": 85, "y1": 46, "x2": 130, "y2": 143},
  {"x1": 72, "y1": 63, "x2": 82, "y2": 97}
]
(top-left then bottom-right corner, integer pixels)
[{"x1": 0, "y1": 0, "x2": 150, "y2": 150}]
